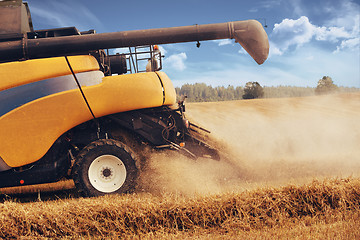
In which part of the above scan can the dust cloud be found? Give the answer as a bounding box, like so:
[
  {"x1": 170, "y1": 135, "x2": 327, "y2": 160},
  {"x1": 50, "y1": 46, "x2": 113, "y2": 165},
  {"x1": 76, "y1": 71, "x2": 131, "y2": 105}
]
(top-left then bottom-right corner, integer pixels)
[{"x1": 139, "y1": 93, "x2": 360, "y2": 196}]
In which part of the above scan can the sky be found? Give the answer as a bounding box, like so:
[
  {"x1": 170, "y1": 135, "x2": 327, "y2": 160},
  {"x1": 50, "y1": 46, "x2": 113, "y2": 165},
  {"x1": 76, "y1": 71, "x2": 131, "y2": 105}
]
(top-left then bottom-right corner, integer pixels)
[{"x1": 26, "y1": 0, "x2": 360, "y2": 88}]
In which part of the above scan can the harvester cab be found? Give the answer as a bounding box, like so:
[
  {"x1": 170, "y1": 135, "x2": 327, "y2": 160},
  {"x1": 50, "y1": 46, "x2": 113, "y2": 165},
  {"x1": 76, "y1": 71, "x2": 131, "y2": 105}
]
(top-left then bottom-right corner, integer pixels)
[{"x1": 0, "y1": 0, "x2": 269, "y2": 196}]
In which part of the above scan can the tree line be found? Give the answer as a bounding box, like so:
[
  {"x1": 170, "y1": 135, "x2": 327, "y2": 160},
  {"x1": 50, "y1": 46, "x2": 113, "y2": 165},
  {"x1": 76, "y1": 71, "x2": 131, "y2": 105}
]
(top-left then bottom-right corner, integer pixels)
[
  {"x1": 175, "y1": 83, "x2": 244, "y2": 102},
  {"x1": 175, "y1": 77, "x2": 359, "y2": 102}
]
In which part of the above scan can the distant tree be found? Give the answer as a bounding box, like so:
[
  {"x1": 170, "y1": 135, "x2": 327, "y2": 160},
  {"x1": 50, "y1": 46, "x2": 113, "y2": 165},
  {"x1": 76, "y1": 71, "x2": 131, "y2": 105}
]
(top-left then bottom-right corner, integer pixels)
[
  {"x1": 176, "y1": 83, "x2": 243, "y2": 102},
  {"x1": 315, "y1": 76, "x2": 338, "y2": 95},
  {"x1": 242, "y1": 82, "x2": 264, "y2": 99},
  {"x1": 176, "y1": 82, "x2": 359, "y2": 102}
]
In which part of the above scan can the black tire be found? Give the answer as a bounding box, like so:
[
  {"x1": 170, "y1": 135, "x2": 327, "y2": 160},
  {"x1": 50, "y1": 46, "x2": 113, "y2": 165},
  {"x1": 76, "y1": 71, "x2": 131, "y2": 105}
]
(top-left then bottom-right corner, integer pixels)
[{"x1": 72, "y1": 139, "x2": 138, "y2": 197}]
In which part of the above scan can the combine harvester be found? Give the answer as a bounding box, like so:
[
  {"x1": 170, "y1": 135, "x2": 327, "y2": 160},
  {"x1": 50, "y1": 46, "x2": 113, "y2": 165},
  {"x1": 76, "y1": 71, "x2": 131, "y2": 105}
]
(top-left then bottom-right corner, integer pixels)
[{"x1": 0, "y1": 0, "x2": 269, "y2": 197}]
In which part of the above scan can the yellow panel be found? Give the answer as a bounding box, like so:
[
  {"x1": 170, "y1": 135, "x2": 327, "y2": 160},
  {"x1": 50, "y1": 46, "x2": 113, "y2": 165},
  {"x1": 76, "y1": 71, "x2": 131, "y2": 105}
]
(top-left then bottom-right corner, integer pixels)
[
  {"x1": 0, "y1": 90, "x2": 92, "y2": 167},
  {"x1": 0, "y1": 72, "x2": 164, "y2": 167},
  {"x1": 0, "y1": 55, "x2": 99, "y2": 91},
  {"x1": 85, "y1": 72, "x2": 164, "y2": 117},
  {"x1": 156, "y1": 71, "x2": 177, "y2": 106}
]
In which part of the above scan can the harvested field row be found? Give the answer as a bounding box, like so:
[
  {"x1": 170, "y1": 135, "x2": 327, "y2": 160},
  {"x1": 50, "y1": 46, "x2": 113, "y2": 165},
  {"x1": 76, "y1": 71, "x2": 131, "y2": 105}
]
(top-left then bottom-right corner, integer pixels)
[{"x1": 0, "y1": 178, "x2": 359, "y2": 239}]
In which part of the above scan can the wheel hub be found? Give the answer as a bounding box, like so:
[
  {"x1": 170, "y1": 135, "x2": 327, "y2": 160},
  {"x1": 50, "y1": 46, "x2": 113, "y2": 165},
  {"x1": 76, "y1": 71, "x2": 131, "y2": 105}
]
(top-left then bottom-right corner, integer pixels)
[
  {"x1": 88, "y1": 155, "x2": 127, "y2": 193},
  {"x1": 101, "y1": 167, "x2": 112, "y2": 179}
]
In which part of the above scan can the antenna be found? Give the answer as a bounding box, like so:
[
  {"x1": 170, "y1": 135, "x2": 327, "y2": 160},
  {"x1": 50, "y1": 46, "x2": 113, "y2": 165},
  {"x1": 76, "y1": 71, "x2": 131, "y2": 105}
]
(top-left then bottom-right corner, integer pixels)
[{"x1": 256, "y1": 18, "x2": 268, "y2": 28}]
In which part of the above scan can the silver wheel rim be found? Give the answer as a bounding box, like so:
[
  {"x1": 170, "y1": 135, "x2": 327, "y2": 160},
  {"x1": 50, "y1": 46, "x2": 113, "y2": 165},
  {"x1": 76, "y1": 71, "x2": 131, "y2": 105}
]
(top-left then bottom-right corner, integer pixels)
[{"x1": 88, "y1": 155, "x2": 127, "y2": 193}]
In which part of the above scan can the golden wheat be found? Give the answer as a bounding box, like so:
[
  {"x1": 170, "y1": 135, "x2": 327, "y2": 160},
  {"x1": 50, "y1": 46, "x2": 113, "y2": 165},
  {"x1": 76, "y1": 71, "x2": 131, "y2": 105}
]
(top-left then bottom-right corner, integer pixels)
[{"x1": 0, "y1": 178, "x2": 359, "y2": 239}]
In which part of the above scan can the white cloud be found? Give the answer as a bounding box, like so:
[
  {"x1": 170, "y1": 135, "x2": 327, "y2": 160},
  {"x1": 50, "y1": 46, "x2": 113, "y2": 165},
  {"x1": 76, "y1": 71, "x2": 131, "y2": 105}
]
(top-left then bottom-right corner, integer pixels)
[
  {"x1": 247, "y1": 0, "x2": 282, "y2": 15},
  {"x1": 305, "y1": 55, "x2": 314, "y2": 61},
  {"x1": 259, "y1": 0, "x2": 282, "y2": 10},
  {"x1": 171, "y1": 63, "x2": 307, "y2": 88},
  {"x1": 248, "y1": 8, "x2": 258, "y2": 13},
  {"x1": 171, "y1": 45, "x2": 359, "y2": 88},
  {"x1": 164, "y1": 53, "x2": 187, "y2": 71},
  {"x1": 269, "y1": 43, "x2": 283, "y2": 56},
  {"x1": 351, "y1": 14, "x2": 360, "y2": 36},
  {"x1": 157, "y1": 45, "x2": 167, "y2": 55},
  {"x1": 238, "y1": 48, "x2": 247, "y2": 55},
  {"x1": 272, "y1": 16, "x2": 314, "y2": 53},
  {"x1": 289, "y1": 0, "x2": 304, "y2": 16},
  {"x1": 334, "y1": 38, "x2": 360, "y2": 53},
  {"x1": 217, "y1": 39, "x2": 233, "y2": 46},
  {"x1": 30, "y1": 1, "x2": 103, "y2": 31},
  {"x1": 111, "y1": 48, "x2": 128, "y2": 54},
  {"x1": 31, "y1": 7, "x2": 69, "y2": 27},
  {"x1": 326, "y1": 1, "x2": 359, "y2": 32},
  {"x1": 271, "y1": 16, "x2": 359, "y2": 54},
  {"x1": 113, "y1": 45, "x2": 168, "y2": 55},
  {"x1": 315, "y1": 26, "x2": 350, "y2": 42}
]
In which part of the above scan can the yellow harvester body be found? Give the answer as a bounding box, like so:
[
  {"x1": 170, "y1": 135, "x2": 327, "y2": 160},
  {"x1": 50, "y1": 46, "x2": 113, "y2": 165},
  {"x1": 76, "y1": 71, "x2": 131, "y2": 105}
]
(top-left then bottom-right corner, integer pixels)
[{"x1": 0, "y1": 55, "x2": 176, "y2": 167}]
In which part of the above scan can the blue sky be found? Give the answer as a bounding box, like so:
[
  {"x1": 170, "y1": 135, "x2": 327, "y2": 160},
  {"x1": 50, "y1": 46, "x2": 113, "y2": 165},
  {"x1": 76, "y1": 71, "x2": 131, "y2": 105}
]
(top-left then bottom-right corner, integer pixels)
[{"x1": 27, "y1": 0, "x2": 359, "y2": 88}]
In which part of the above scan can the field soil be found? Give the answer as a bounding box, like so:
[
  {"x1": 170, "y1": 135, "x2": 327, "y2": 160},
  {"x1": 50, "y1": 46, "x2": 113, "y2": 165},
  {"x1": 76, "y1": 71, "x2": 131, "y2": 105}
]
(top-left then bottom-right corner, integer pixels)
[{"x1": 1, "y1": 92, "x2": 359, "y2": 239}]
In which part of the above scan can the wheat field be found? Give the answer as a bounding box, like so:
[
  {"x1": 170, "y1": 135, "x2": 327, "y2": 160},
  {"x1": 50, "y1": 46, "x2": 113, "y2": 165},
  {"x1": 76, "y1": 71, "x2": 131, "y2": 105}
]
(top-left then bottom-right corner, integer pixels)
[
  {"x1": 0, "y1": 178, "x2": 359, "y2": 239},
  {"x1": 1, "y1": 92, "x2": 359, "y2": 239}
]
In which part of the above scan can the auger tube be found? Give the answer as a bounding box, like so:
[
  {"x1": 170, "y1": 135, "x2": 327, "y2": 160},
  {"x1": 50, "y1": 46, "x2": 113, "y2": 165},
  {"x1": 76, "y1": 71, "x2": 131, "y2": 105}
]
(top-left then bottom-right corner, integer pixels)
[{"x1": 0, "y1": 20, "x2": 269, "y2": 64}]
